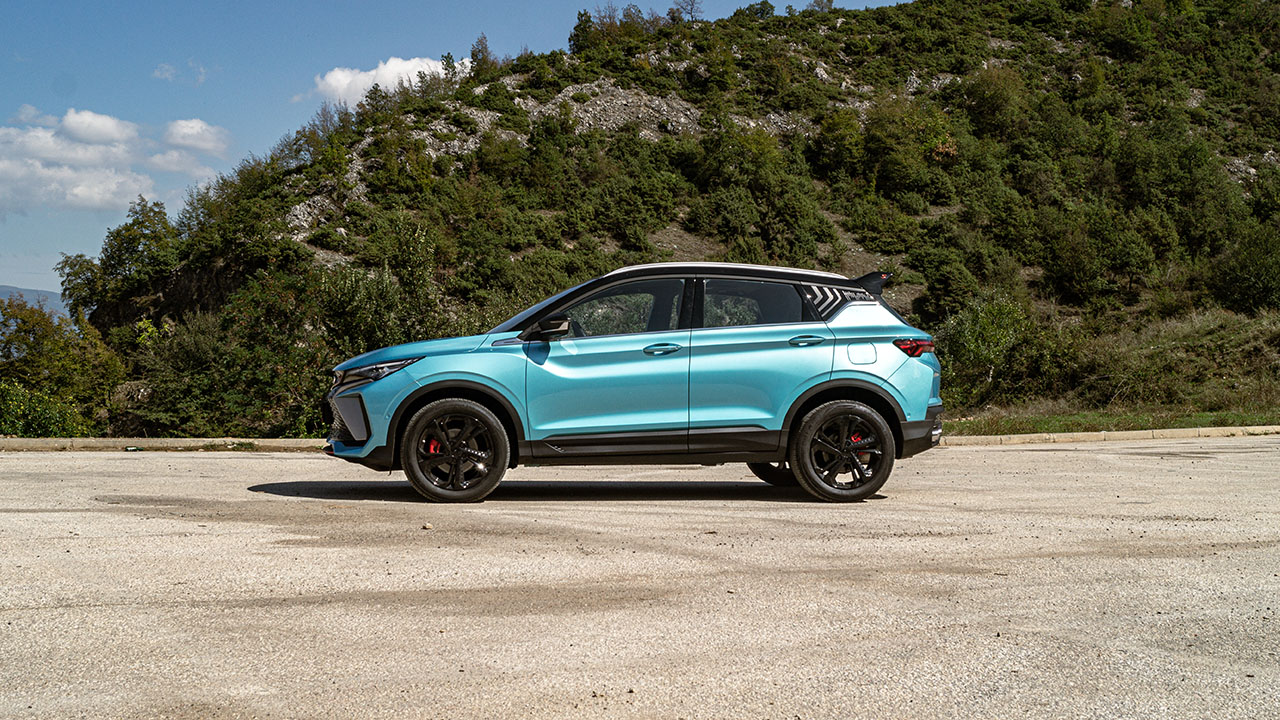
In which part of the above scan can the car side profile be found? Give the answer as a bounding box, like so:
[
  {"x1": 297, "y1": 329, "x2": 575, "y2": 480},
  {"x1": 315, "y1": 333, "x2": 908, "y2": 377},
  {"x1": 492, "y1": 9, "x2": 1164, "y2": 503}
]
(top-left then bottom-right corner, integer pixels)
[{"x1": 324, "y1": 262, "x2": 942, "y2": 502}]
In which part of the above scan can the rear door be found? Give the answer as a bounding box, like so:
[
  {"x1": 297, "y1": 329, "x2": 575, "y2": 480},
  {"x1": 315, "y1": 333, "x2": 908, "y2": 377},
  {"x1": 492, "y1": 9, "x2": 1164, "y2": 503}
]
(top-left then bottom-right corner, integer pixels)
[{"x1": 687, "y1": 277, "x2": 834, "y2": 452}]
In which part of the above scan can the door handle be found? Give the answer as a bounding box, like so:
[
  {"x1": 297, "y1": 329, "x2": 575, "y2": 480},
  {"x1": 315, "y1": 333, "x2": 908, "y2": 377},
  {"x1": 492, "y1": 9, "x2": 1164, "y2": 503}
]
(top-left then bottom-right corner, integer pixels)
[
  {"x1": 789, "y1": 335, "x2": 826, "y2": 347},
  {"x1": 643, "y1": 343, "x2": 682, "y2": 356}
]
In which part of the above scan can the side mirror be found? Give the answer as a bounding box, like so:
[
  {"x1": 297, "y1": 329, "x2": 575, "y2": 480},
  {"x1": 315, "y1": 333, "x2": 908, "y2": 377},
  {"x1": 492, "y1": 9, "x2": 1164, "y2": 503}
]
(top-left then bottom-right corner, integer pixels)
[{"x1": 519, "y1": 313, "x2": 572, "y2": 342}]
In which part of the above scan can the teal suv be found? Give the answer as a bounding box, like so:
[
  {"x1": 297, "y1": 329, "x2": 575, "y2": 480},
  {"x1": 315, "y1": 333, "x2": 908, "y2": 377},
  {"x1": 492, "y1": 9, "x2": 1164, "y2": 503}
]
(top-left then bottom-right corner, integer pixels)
[{"x1": 325, "y1": 263, "x2": 942, "y2": 502}]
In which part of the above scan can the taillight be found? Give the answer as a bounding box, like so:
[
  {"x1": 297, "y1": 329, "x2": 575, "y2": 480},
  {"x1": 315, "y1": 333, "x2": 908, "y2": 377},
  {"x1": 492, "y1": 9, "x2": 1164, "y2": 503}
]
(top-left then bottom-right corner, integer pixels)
[{"x1": 893, "y1": 338, "x2": 935, "y2": 357}]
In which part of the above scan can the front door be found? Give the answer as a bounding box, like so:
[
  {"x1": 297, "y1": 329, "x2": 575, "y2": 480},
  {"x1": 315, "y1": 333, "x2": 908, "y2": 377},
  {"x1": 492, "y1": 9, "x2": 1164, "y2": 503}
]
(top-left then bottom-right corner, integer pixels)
[{"x1": 525, "y1": 277, "x2": 690, "y2": 457}]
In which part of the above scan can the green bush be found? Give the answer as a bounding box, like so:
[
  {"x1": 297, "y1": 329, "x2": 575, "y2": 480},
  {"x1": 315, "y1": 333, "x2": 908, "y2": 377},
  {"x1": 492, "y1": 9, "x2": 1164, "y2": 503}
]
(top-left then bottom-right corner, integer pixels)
[
  {"x1": 1074, "y1": 310, "x2": 1280, "y2": 410},
  {"x1": 1215, "y1": 219, "x2": 1280, "y2": 313},
  {"x1": 0, "y1": 296, "x2": 123, "y2": 432},
  {"x1": 895, "y1": 191, "x2": 928, "y2": 215},
  {"x1": 0, "y1": 380, "x2": 89, "y2": 437},
  {"x1": 935, "y1": 294, "x2": 1077, "y2": 410}
]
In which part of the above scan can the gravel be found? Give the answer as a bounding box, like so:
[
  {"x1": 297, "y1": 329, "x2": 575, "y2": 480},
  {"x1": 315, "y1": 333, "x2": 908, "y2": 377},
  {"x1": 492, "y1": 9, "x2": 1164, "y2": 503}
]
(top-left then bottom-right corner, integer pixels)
[{"x1": 1, "y1": 437, "x2": 1278, "y2": 719}]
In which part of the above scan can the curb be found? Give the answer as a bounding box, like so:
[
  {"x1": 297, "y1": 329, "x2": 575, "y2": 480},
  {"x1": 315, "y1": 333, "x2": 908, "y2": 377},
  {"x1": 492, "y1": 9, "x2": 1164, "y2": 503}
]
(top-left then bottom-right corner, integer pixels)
[
  {"x1": 939, "y1": 425, "x2": 1280, "y2": 447},
  {"x1": 2, "y1": 426, "x2": 1279, "y2": 452},
  {"x1": 0, "y1": 437, "x2": 325, "y2": 452}
]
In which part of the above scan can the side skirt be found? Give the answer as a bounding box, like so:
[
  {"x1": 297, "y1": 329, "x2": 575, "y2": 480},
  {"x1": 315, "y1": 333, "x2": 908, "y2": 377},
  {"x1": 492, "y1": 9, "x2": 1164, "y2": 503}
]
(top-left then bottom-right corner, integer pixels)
[{"x1": 522, "y1": 427, "x2": 785, "y2": 466}]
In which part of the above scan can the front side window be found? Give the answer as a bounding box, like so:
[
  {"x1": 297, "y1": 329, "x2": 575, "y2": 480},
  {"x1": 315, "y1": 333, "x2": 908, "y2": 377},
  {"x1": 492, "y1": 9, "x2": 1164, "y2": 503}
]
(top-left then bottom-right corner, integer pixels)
[
  {"x1": 703, "y1": 279, "x2": 806, "y2": 328},
  {"x1": 561, "y1": 278, "x2": 685, "y2": 338}
]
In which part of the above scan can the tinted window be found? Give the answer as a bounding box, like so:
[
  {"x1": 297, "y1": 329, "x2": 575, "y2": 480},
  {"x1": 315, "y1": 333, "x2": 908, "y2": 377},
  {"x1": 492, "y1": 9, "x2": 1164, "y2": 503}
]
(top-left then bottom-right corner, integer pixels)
[
  {"x1": 562, "y1": 278, "x2": 685, "y2": 337},
  {"x1": 703, "y1": 279, "x2": 805, "y2": 328}
]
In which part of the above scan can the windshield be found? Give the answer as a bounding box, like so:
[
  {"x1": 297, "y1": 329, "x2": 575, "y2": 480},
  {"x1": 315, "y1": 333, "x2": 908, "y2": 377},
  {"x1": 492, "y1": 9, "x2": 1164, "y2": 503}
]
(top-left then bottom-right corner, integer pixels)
[{"x1": 487, "y1": 278, "x2": 593, "y2": 333}]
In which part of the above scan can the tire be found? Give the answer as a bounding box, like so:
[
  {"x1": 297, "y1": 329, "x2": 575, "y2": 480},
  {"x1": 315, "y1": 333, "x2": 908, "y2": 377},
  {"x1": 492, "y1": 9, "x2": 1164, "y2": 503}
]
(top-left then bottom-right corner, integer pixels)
[
  {"x1": 747, "y1": 462, "x2": 798, "y2": 486},
  {"x1": 789, "y1": 400, "x2": 895, "y2": 502},
  {"x1": 399, "y1": 398, "x2": 510, "y2": 502}
]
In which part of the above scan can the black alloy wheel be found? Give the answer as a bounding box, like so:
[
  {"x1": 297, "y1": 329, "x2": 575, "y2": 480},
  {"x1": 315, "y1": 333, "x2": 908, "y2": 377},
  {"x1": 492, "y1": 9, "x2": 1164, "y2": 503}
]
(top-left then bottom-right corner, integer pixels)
[
  {"x1": 789, "y1": 400, "x2": 895, "y2": 502},
  {"x1": 400, "y1": 398, "x2": 509, "y2": 502}
]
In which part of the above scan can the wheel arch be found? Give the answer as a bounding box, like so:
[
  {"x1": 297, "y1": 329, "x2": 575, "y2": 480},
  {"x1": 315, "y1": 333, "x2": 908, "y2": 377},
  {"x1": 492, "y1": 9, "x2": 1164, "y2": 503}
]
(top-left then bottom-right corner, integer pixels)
[
  {"x1": 782, "y1": 380, "x2": 906, "y2": 459},
  {"x1": 389, "y1": 381, "x2": 525, "y2": 470}
]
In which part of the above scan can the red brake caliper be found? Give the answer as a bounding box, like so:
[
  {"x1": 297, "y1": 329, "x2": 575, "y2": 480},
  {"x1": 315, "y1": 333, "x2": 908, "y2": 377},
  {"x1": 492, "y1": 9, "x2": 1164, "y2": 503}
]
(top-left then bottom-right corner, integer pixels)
[
  {"x1": 850, "y1": 434, "x2": 867, "y2": 466},
  {"x1": 428, "y1": 439, "x2": 440, "y2": 454}
]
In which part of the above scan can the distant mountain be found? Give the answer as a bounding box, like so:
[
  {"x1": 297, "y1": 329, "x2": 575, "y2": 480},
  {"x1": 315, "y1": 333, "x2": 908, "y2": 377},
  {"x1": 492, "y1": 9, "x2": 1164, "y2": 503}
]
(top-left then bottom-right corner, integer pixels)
[{"x1": 1, "y1": 285, "x2": 67, "y2": 316}]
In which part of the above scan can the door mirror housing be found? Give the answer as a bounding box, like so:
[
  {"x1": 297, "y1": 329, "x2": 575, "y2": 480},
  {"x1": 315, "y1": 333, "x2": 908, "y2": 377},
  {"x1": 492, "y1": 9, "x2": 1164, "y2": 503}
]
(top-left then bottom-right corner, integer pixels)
[{"x1": 519, "y1": 313, "x2": 572, "y2": 342}]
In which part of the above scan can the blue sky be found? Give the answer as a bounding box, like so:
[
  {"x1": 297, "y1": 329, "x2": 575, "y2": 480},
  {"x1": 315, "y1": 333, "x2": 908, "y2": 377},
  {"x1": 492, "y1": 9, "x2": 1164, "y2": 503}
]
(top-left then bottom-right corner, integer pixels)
[{"x1": 1, "y1": 0, "x2": 898, "y2": 292}]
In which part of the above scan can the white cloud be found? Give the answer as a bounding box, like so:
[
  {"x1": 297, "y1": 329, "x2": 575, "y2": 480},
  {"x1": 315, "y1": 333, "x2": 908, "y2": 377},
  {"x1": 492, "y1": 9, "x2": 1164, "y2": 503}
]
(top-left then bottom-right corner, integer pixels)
[
  {"x1": 146, "y1": 149, "x2": 214, "y2": 178},
  {"x1": 12, "y1": 104, "x2": 58, "y2": 126},
  {"x1": 60, "y1": 108, "x2": 138, "y2": 144},
  {"x1": 0, "y1": 156, "x2": 153, "y2": 215},
  {"x1": 0, "y1": 106, "x2": 230, "y2": 218},
  {"x1": 312, "y1": 56, "x2": 463, "y2": 105},
  {"x1": 163, "y1": 118, "x2": 230, "y2": 157},
  {"x1": 0, "y1": 126, "x2": 133, "y2": 167},
  {"x1": 150, "y1": 59, "x2": 208, "y2": 86}
]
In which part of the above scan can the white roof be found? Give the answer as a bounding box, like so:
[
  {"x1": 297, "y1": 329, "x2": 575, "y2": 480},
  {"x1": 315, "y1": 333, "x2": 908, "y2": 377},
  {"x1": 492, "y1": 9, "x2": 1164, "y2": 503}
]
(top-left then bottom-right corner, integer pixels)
[{"x1": 604, "y1": 262, "x2": 848, "y2": 281}]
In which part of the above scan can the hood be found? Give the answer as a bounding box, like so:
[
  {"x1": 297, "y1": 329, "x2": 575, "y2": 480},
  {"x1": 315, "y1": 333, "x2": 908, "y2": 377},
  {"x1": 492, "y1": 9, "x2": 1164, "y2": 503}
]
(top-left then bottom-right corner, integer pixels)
[{"x1": 333, "y1": 334, "x2": 489, "y2": 372}]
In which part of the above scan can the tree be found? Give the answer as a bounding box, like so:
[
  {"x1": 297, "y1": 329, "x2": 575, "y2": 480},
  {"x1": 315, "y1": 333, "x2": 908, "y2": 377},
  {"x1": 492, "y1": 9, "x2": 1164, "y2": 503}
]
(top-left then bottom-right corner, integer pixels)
[
  {"x1": 672, "y1": 0, "x2": 702, "y2": 21},
  {"x1": 0, "y1": 295, "x2": 123, "y2": 431},
  {"x1": 1216, "y1": 219, "x2": 1280, "y2": 313},
  {"x1": 100, "y1": 197, "x2": 179, "y2": 295},
  {"x1": 736, "y1": 2, "x2": 775, "y2": 19},
  {"x1": 55, "y1": 252, "x2": 103, "y2": 317},
  {"x1": 569, "y1": 10, "x2": 598, "y2": 54},
  {"x1": 441, "y1": 52, "x2": 459, "y2": 82},
  {"x1": 962, "y1": 67, "x2": 1029, "y2": 139},
  {"x1": 806, "y1": 0, "x2": 834, "y2": 11},
  {"x1": 470, "y1": 33, "x2": 498, "y2": 82},
  {"x1": 57, "y1": 197, "x2": 179, "y2": 315},
  {"x1": 812, "y1": 109, "x2": 864, "y2": 178}
]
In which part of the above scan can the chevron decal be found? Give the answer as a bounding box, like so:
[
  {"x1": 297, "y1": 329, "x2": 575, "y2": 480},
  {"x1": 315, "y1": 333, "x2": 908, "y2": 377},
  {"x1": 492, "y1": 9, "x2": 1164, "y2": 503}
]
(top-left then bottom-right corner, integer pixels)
[{"x1": 803, "y1": 285, "x2": 876, "y2": 320}]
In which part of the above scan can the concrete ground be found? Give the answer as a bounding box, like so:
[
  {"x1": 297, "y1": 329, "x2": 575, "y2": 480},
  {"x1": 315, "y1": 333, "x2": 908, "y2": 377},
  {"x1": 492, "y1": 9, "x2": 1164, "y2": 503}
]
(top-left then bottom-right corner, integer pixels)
[{"x1": 1, "y1": 437, "x2": 1277, "y2": 719}]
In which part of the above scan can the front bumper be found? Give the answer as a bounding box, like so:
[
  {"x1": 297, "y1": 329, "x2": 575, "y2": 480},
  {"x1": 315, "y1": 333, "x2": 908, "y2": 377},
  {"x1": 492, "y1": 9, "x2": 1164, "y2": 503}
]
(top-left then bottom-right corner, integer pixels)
[
  {"x1": 325, "y1": 439, "x2": 398, "y2": 471},
  {"x1": 899, "y1": 404, "x2": 943, "y2": 458},
  {"x1": 323, "y1": 387, "x2": 399, "y2": 470}
]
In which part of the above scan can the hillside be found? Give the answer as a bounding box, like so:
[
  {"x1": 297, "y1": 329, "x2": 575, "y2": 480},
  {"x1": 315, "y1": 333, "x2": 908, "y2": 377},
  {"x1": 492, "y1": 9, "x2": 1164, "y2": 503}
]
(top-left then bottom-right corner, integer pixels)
[
  {"x1": 7, "y1": 0, "x2": 1279, "y2": 438},
  {"x1": 0, "y1": 286, "x2": 65, "y2": 316}
]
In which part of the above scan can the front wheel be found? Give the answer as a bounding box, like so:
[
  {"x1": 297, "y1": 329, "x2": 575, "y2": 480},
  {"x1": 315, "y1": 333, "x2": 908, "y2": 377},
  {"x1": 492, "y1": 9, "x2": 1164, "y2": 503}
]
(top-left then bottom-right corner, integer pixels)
[
  {"x1": 789, "y1": 400, "x2": 895, "y2": 502},
  {"x1": 400, "y1": 399, "x2": 510, "y2": 502}
]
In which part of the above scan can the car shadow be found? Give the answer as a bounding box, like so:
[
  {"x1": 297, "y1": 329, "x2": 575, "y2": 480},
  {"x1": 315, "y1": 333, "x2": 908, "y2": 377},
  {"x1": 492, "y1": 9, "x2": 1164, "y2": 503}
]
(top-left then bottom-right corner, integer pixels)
[{"x1": 246, "y1": 480, "x2": 885, "y2": 504}]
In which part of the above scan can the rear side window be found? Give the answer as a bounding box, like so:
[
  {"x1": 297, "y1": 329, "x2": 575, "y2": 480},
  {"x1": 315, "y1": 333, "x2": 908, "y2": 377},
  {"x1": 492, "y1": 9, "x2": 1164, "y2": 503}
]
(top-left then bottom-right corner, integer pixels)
[{"x1": 703, "y1": 279, "x2": 806, "y2": 328}]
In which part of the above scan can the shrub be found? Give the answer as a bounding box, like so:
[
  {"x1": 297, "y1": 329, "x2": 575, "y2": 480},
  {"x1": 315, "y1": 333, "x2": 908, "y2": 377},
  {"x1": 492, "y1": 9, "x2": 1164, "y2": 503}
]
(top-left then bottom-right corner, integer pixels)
[
  {"x1": 935, "y1": 294, "x2": 1076, "y2": 409},
  {"x1": 0, "y1": 380, "x2": 88, "y2": 437},
  {"x1": 0, "y1": 296, "x2": 123, "y2": 432},
  {"x1": 1216, "y1": 219, "x2": 1280, "y2": 313},
  {"x1": 449, "y1": 112, "x2": 479, "y2": 134},
  {"x1": 896, "y1": 191, "x2": 928, "y2": 215},
  {"x1": 1073, "y1": 310, "x2": 1280, "y2": 410},
  {"x1": 911, "y1": 257, "x2": 980, "y2": 325}
]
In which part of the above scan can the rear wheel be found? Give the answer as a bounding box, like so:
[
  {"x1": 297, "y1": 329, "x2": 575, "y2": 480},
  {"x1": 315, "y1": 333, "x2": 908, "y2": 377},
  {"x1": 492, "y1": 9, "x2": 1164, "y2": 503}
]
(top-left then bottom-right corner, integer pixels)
[
  {"x1": 400, "y1": 399, "x2": 509, "y2": 502},
  {"x1": 789, "y1": 400, "x2": 895, "y2": 502},
  {"x1": 746, "y1": 462, "x2": 797, "y2": 486}
]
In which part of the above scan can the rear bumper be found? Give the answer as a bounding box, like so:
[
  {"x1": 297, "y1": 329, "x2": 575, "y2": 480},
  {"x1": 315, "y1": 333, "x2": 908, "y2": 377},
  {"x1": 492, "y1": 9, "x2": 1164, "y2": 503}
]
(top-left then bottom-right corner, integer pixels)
[{"x1": 899, "y1": 404, "x2": 943, "y2": 458}]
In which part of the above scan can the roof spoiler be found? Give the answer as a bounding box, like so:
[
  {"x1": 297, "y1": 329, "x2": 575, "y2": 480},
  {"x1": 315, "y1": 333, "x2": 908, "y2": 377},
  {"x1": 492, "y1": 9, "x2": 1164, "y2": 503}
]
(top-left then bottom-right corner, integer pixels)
[{"x1": 854, "y1": 271, "x2": 892, "y2": 296}]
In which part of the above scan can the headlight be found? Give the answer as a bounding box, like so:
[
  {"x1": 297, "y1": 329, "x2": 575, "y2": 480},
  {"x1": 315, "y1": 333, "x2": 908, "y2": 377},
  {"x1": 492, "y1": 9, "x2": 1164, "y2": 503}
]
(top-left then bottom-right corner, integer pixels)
[{"x1": 333, "y1": 357, "x2": 422, "y2": 390}]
